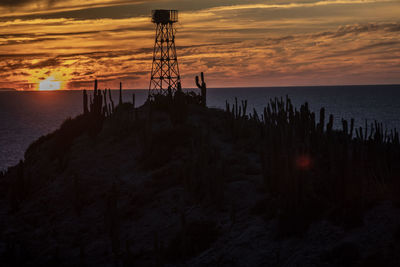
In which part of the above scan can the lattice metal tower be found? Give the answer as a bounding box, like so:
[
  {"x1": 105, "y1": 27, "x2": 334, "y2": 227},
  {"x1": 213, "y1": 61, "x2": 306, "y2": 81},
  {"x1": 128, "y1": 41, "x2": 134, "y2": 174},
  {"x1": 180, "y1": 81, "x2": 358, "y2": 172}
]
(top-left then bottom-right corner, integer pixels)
[{"x1": 149, "y1": 10, "x2": 181, "y2": 96}]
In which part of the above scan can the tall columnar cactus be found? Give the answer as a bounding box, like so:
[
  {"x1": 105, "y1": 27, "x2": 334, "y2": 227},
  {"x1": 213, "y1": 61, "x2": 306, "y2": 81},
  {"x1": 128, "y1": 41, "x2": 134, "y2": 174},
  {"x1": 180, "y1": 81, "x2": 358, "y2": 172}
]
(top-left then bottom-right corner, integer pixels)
[
  {"x1": 94, "y1": 79, "x2": 98, "y2": 95},
  {"x1": 195, "y1": 72, "x2": 207, "y2": 107},
  {"x1": 83, "y1": 89, "x2": 88, "y2": 114},
  {"x1": 342, "y1": 119, "x2": 348, "y2": 135},
  {"x1": 167, "y1": 85, "x2": 173, "y2": 100},
  {"x1": 102, "y1": 90, "x2": 108, "y2": 116},
  {"x1": 222, "y1": 94, "x2": 400, "y2": 232},
  {"x1": 327, "y1": 114, "x2": 334, "y2": 133},
  {"x1": 119, "y1": 82, "x2": 122, "y2": 106},
  {"x1": 177, "y1": 81, "x2": 182, "y2": 93},
  {"x1": 108, "y1": 89, "x2": 114, "y2": 113},
  {"x1": 90, "y1": 79, "x2": 103, "y2": 115},
  {"x1": 318, "y1": 107, "x2": 325, "y2": 133},
  {"x1": 350, "y1": 118, "x2": 354, "y2": 138},
  {"x1": 241, "y1": 100, "x2": 248, "y2": 118},
  {"x1": 89, "y1": 94, "x2": 93, "y2": 110}
]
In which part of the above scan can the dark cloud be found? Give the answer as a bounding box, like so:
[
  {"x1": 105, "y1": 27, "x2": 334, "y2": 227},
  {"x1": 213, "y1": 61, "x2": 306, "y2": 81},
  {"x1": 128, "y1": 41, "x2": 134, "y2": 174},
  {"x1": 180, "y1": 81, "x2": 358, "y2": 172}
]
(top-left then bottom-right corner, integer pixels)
[
  {"x1": 30, "y1": 57, "x2": 61, "y2": 68},
  {"x1": 2, "y1": 60, "x2": 25, "y2": 71},
  {"x1": 0, "y1": 53, "x2": 49, "y2": 59},
  {"x1": 1, "y1": 57, "x2": 61, "y2": 71},
  {"x1": 0, "y1": 50, "x2": 138, "y2": 62},
  {"x1": 0, "y1": 24, "x2": 151, "y2": 40},
  {"x1": 67, "y1": 70, "x2": 145, "y2": 87},
  {"x1": 53, "y1": 48, "x2": 153, "y2": 61},
  {"x1": 96, "y1": 70, "x2": 148, "y2": 79},
  {"x1": 0, "y1": 0, "x2": 35, "y2": 7},
  {"x1": 315, "y1": 41, "x2": 400, "y2": 60},
  {"x1": 0, "y1": 37, "x2": 58, "y2": 46},
  {"x1": 66, "y1": 80, "x2": 93, "y2": 88},
  {"x1": 0, "y1": 0, "x2": 267, "y2": 20},
  {"x1": 0, "y1": 0, "x2": 56, "y2": 7},
  {"x1": 312, "y1": 22, "x2": 400, "y2": 39},
  {"x1": 12, "y1": 71, "x2": 30, "y2": 76},
  {"x1": 0, "y1": 33, "x2": 33, "y2": 38}
]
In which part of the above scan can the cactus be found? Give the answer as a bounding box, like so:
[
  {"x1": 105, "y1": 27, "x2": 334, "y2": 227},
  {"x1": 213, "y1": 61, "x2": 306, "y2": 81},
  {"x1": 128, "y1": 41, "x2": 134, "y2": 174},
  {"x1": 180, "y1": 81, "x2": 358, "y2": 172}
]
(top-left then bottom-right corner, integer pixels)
[
  {"x1": 318, "y1": 107, "x2": 325, "y2": 133},
  {"x1": 195, "y1": 72, "x2": 207, "y2": 106},
  {"x1": 119, "y1": 82, "x2": 123, "y2": 105},
  {"x1": 350, "y1": 118, "x2": 354, "y2": 138},
  {"x1": 167, "y1": 85, "x2": 172, "y2": 100},
  {"x1": 132, "y1": 93, "x2": 135, "y2": 108},
  {"x1": 108, "y1": 88, "x2": 114, "y2": 114},
  {"x1": 89, "y1": 94, "x2": 93, "y2": 110},
  {"x1": 83, "y1": 89, "x2": 88, "y2": 114},
  {"x1": 220, "y1": 94, "x2": 400, "y2": 233},
  {"x1": 327, "y1": 114, "x2": 334, "y2": 133},
  {"x1": 177, "y1": 81, "x2": 182, "y2": 93},
  {"x1": 102, "y1": 89, "x2": 108, "y2": 116},
  {"x1": 89, "y1": 80, "x2": 103, "y2": 115},
  {"x1": 241, "y1": 100, "x2": 247, "y2": 117},
  {"x1": 94, "y1": 79, "x2": 98, "y2": 95},
  {"x1": 342, "y1": 119, "x2": 348, "y2": 135}
]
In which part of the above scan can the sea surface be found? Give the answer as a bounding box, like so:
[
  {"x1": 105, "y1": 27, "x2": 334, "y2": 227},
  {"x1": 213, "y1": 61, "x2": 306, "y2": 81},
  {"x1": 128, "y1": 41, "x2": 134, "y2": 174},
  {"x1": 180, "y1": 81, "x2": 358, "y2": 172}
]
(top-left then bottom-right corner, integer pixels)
[{"x1": 1, "y1": 84, "x2": 399, "y2": 171}]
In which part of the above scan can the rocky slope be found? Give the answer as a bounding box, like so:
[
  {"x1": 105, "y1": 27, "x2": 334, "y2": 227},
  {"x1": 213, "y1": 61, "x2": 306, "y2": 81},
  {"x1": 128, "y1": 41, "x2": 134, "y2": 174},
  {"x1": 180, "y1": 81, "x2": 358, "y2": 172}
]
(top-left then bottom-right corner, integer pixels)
[{"x1": 1, "y1": 92, "x2": 400, "y2": 266}]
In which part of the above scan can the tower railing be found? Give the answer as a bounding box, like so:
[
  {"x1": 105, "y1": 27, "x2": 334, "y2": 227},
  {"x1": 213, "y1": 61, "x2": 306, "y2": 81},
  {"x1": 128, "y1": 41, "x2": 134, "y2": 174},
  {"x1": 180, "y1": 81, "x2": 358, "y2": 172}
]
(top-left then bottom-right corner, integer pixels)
[{"x1": 151, "y1": 10, "x2": 178, "y2": 24}]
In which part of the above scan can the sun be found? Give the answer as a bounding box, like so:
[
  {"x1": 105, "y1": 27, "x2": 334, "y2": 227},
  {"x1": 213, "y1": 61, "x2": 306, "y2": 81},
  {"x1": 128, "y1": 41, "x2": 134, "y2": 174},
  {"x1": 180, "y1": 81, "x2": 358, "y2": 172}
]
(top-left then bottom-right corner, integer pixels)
[{"x1": 38, "y1": 76, "x2": 61, "y2": 91}]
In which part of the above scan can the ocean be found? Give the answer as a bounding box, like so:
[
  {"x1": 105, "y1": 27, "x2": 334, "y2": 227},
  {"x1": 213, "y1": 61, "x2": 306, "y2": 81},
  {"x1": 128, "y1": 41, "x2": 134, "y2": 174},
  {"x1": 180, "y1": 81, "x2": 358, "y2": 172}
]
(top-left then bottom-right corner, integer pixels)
[{"x1": 1, "y1": 84, "x2": 399, "y2": 171}]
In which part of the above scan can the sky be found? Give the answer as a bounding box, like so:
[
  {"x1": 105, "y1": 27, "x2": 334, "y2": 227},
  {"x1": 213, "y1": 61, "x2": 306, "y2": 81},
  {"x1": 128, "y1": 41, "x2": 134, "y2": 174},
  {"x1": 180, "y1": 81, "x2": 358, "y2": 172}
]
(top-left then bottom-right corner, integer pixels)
[{"x1": 0, "y1": 0, "x2": 399, "y2": 90}]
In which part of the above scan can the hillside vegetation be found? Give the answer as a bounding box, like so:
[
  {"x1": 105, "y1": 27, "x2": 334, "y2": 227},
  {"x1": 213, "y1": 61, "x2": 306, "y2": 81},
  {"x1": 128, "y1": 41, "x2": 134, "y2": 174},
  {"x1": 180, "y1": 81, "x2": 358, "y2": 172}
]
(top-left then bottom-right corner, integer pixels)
[{"x1": 1, "y1": 76, "x2": 400, "y2": 266}]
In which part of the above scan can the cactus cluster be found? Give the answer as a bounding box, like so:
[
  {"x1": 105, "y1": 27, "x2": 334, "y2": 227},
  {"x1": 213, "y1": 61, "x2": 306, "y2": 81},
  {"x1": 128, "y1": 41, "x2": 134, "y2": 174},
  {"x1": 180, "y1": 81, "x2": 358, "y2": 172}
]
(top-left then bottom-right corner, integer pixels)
[
  {"x1": 82, "y1": 79, "x2": 122, "y2": 118},
  {"x1": 225, "y1": 96, "x2": 400, "y2": 234},
  {"x1": 149, "y1": 72, "x2": 209, "y2": 109},
  {"x1": 119, "y1": 82, "x2": 123, "y2": 106},
  {"x1": 82, "y1": 79, "x2": 133, "y2": 138},
  {"x1": 148, "y1": 73, "x2": 209, "y2": 126},
  {"x1": 181, "y1": 131, "x2": 225, "y2": 206},
  {"x1": 225, "y1": 97, "x2": 250, "y2": 140}
]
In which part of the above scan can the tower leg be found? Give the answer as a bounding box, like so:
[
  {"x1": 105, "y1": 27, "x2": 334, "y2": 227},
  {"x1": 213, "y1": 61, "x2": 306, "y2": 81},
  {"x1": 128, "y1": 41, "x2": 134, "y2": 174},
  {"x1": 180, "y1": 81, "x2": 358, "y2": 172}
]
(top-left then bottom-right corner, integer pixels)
[{"x1": 149, "y1": 23, "x2": 181, "y2": 97}]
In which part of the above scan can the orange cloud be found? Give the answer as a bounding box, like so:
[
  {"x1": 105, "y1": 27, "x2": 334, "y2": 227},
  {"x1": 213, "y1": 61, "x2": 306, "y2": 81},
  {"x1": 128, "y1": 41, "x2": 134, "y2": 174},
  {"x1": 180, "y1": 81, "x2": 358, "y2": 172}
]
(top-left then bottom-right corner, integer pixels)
[{"x1": 0, "y1": 0, "x2": 399, "y2": 90}]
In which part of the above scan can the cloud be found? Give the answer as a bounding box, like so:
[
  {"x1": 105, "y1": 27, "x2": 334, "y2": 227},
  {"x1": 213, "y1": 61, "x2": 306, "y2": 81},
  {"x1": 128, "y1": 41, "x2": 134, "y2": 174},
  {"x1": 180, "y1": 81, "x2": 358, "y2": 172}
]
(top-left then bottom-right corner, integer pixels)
[
  {"x1": 1, "y1": 57, "x2": 61, "y2": 71},
  {"x1": 0, "y1": 0, "x2": 399, "y2": 89},
  {"x1": 0, "y1": 37, "x2": 57, "y2": 46},
  {"x1": 0, "y1": 0, "x2": 151, "y2": 18},
  {"x1": 3, "y1": 20, "x2": 400, "y2": 88},
  {"x1": 0, "y1": 0, "x2": 36, "y2": 7},
  {"x1": 0, "y1": 0, "x2": 395, "y2": 20},
  {"x1": 30, "y1": 57, "x2": 61, "y2": 68},
  {"x1": 315, "y1": 40, "x2": 400, "y2": 59},
  {"x1": 203, "y1": 0, "x2": 393, "y2": 12}
]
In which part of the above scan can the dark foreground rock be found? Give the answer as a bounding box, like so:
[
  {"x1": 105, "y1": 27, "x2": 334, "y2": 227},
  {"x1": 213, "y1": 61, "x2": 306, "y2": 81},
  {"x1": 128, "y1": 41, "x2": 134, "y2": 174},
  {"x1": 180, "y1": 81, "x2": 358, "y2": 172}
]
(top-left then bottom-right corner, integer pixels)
[{"x1": 1, "y1": 95, "x2": 400, "y2": 266}]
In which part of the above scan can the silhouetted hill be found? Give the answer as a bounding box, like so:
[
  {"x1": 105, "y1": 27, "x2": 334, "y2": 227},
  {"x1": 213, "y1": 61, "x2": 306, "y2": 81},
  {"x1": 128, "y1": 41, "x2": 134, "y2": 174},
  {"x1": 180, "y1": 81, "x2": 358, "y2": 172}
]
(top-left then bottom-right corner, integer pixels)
[{"x1": 1, "y1": 85, "x2": 400, "y2": 266}]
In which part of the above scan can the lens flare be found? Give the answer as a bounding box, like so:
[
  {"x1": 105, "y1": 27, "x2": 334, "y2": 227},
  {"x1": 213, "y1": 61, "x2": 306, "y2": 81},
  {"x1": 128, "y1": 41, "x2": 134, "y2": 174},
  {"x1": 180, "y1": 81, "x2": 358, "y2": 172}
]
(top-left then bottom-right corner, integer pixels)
[{"x1": 295, "y1": 154, "x2": 312, "y2": 171}]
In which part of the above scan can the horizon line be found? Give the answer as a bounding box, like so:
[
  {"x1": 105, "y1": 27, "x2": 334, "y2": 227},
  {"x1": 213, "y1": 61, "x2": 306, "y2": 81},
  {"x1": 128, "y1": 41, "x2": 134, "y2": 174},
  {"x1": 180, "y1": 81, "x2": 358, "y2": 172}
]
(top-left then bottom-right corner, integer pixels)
[{"x1": 5, "y1": 83, "x2": 399, "y2": 92}]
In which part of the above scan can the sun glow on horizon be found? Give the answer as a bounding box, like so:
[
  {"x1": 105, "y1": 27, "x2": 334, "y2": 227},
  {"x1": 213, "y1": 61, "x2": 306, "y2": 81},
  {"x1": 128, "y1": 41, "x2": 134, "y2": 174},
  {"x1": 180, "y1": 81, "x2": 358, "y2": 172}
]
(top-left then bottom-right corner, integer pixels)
[{"x1": 38, "y1": 76, "x2": 62, "y2": 91}]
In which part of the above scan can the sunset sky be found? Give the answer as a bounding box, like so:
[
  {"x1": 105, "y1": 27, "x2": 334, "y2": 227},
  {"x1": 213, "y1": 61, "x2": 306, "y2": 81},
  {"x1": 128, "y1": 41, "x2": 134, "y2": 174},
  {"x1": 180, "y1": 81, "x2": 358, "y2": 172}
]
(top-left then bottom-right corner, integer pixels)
[{"x1": 0, "y1": 0, "x2": 399, "y2": 90}]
